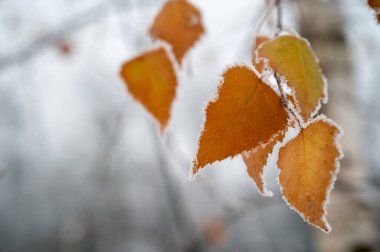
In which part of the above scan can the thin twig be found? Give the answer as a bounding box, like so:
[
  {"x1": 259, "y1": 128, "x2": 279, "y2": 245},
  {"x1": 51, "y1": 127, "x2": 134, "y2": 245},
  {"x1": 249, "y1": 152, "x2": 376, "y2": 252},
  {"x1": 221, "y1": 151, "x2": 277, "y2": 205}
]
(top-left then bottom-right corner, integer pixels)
[
  {"x1": 275, "y1": 0, "x2": 283, "y2": 36},
  {"x1": 255, "y1": 0, "x2": 276, "y2": 36},
  {"x1": 274, "y1": 72, "x2": 302, "y2": 128}
]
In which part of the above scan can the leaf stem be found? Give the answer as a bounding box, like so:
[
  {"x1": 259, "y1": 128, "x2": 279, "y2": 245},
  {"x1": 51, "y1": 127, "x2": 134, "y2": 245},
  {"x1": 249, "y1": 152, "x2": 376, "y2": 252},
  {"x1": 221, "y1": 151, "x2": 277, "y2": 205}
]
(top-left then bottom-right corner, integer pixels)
[
  {"x1": 274, "y1": 72, "x2": 302, "y2": 128},
  {"x1": 275, "y1": 0, "x2": 282, "y2": 36},
  {"x1": 255, "y1": 0, "x2": 275, "y2": 36}
]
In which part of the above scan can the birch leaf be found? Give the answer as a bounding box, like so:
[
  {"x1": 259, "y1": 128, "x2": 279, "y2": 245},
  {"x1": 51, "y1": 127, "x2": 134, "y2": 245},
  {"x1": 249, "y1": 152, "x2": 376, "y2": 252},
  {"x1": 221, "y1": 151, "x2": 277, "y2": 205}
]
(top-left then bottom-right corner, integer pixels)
[
  {"x1": 277, "y1": 116, "x2": 343, "y2": 232},
  {"x1": 258, "y1": 35, "x2": 326, "y2": 122},
  {"x1": 368, "y1": 0, "x2": 380, "y2": 24},
  {"x1": 149, "y1": 0, "x2": 204, "y2": 65},
  {"x1": 368, "y1": 0, "x2": 380, "y2": 8},
  {"x1": 243, "y1": 132, "x2": 285, "y2": 196},
  {"x1": 252, "y1": 36, "x2": 269, "y2": 73},
  {"x1": 120, "y1": 47, "x2": 177, "y2": 133},
  {"x1": 192, "y1": 66, "x2": 289, "y2": 175}
]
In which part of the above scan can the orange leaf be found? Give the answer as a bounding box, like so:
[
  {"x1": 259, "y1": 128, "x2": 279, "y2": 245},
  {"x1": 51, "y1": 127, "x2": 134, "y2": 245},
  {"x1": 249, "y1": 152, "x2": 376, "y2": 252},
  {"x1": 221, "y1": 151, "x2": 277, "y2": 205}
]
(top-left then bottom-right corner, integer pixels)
[
  {"x1": 258, "y1": 35, "x2": 327, "y2": 122},
  {"x1": 243, "y1": 131, "x2": 285, "y2": 196},
  {"x1": 367, "y1": 0, "x2": 380, "y2": 24},
  {"x1": 149, "y1": 0, "x2": 204, "y2": 65},
  {"x1": 277, "y1": 116, "x2": 343, "y2": 232},
  {"x1": 252, "y1": 36, "x2": 269, "y2": 73},
  {"x1": 120, "y1": 47, "x2": 177, "y2": 133},
  {"x1": 368, "y1": 0, "x2": 380, "y2": 8},
  {"x1": 202, "y1": 215, "x2": 228, "y2": 247},
  {"x1": 192, "y1": 66, "x2": 289, "y2": 175},
  {"x1": 56, "y1": 39, "x2": 72, "y2": 56}
]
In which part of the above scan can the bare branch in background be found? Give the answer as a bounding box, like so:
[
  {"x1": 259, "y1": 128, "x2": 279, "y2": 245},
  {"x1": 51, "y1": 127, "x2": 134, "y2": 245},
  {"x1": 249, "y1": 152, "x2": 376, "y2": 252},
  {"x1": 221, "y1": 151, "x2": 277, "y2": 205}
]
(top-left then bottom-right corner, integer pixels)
[{"x1": 0, "y1": 0, "x2": 116, "y2": 71}]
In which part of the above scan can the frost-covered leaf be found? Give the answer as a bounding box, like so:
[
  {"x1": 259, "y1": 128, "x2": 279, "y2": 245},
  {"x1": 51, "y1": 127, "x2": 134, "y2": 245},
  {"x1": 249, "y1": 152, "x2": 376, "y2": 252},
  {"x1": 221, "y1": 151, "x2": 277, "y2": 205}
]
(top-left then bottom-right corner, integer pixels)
[
  {"x1": 252, "y1": 36, "x2": 269, "y2": 73},
  {"x1": 258, "y1": 35, "x2": 327, "y2": 122},
  {"x1": 192, "y1": 66, "x2": 289, "y2": 175},
  {"x1": 120, "y1": 47, "x2": 177, "y2": 133},
  {"x1": 277, "y1": 116, "x2": 343, "y2": 232},
  {"x1": 149, "y1": 0, "x2": 204, "y2": 65},
  {"x1": 243, "y1": 132, "x2": 285, "y2": 196}
]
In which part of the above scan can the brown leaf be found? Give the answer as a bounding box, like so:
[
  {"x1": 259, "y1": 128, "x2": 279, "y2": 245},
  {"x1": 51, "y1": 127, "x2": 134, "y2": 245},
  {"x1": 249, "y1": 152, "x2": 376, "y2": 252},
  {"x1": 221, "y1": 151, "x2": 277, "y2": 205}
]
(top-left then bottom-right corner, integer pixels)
[
  {"x1": 277, "y1": 116, "x2": 343, "y2": 232},
  {"x1": 120, "y1": 47, "x2": 177, "y2": 133},
  {"x1": 243, "y1": 131, "x2": 285, "y2": 196},
  {"x1": 368, "y1": 0, "x2": 380, "y2": 8},
  {"x1": 252, "y1": 36, "x2": 269, "y2": 73},
  {"x1": 258, "y1": 35, "x2": 327, "y2": 122},
  {"x1": 367, "y1": 0, "x2": 380, "y2": 24},
  {"x1": 192, "y1": 66, "x2": 289, "y2": 175},
  {"x1": 202, "y1": 215, "x2": 228, "y2": 247},
  {"x1": 56, "y1": 39, "x2": 72, "y2": 56},
  {"x1": 149, "y1": 0, "x2": 204, "y2": 65}
]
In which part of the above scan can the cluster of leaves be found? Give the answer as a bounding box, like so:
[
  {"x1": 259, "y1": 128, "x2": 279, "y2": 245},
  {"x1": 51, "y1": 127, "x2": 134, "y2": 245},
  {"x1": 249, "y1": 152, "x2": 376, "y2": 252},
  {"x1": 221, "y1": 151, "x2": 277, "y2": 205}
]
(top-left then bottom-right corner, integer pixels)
[
  {"x1": 120, "y1": 0, "x2": 204, "y2": 133},
  {"x1": 192, "y1": 33, "x2": 344, "y2": 232},
  {"x1": 119, "y1": 0, "x2": 344, "y2": 233},
  {"x1": 368, "y1": 0, "x2": 380, "y2": 23}
]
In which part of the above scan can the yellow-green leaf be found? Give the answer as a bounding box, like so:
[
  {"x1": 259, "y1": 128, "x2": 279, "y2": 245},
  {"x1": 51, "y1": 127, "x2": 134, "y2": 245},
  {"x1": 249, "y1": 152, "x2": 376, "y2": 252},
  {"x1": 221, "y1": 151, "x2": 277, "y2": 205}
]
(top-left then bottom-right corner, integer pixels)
[{"x1": 258, "y1": 35, "x2": 327, "y2": 122}]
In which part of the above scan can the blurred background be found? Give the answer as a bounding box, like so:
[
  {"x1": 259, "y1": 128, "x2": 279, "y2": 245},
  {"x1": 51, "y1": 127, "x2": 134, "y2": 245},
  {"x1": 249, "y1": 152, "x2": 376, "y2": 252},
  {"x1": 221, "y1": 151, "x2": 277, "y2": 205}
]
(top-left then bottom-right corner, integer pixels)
[{"x1": 0, "y1": 0, "x2": 379, "y2": 251}]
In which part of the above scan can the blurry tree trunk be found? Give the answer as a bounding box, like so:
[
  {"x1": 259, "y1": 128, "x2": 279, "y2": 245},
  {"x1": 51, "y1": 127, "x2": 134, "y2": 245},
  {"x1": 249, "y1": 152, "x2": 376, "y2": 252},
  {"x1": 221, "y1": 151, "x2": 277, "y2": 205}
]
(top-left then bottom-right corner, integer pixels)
[{"x1": 297, "y1": 1, "x2": 375, "y2": 251}]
